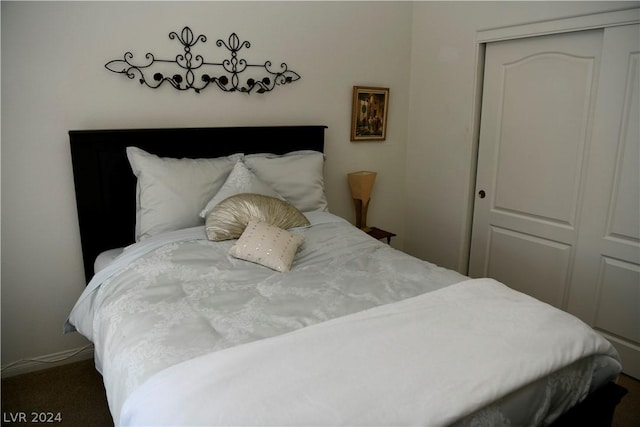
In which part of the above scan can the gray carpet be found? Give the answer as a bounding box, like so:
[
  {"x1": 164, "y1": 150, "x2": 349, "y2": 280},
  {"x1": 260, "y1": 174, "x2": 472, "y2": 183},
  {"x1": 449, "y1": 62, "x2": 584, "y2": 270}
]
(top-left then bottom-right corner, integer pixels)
[
  {"x1": 614, "y1": 373, "x2": 640, "y2": 427},
  {"x1": 1, "y1": 359, "x2": 112, "y2": 426},
  {"x1": 2, "y1": 359, "x2": 639, "y2": 426}
]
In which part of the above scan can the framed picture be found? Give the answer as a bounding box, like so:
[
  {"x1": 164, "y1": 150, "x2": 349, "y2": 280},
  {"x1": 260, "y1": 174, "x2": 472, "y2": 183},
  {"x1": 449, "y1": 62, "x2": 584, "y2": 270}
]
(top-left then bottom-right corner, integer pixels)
[{"x1": 351, "y1": 86, "x2": 389, "y2": 141}]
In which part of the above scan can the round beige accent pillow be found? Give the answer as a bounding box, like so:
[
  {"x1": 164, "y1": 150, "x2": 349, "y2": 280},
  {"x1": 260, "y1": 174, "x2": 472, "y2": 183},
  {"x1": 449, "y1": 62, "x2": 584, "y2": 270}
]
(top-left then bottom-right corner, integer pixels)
[{"x1": 205, "y1": 193, "x2": 310, "y2": 241}]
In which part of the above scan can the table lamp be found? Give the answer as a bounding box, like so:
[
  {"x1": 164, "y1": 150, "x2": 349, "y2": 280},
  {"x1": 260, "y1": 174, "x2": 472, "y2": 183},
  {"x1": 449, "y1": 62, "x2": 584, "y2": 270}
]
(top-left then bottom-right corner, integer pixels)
[{"x1": 348, "y1": 171, "x2": 377, "y2": 231}]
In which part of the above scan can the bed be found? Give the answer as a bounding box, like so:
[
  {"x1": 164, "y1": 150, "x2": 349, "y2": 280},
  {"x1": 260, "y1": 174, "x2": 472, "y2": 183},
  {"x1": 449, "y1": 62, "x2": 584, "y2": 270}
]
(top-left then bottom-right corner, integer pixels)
[{"x1": 65, "y1": 125, "x2": 626, "y2": 426}]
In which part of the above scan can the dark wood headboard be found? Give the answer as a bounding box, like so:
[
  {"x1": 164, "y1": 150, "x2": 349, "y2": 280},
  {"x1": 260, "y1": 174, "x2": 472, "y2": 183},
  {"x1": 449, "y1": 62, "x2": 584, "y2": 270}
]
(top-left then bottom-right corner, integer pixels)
[{"x1": 69, "y1": 125, "x2": 327, "y2": 282}]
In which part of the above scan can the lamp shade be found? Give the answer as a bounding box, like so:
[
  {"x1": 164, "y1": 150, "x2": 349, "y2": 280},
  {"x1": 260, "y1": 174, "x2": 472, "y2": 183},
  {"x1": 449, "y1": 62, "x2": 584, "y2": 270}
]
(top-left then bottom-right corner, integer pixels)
[
  {"x1": 348, "y1": 171, "x2": 376, "y2": 231},
  {"x1": 348, "y1": 171, "x2": 377, "y2": 202}
]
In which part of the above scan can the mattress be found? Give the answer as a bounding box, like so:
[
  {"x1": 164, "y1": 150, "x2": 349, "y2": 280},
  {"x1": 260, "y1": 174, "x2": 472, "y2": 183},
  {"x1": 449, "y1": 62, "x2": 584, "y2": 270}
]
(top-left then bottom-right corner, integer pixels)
[{"x1": 65, "y1": 212, "x2": 621, "y2": 426}]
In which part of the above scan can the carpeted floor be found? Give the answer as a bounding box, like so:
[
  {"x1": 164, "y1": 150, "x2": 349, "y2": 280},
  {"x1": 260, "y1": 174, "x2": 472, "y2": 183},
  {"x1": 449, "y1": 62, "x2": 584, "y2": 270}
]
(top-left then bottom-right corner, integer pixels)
[
  {"x1": 614, "y1": 373, "x2": 640, "y2": 427},
  {"x1": 1, "y1": 359, "x2": 639, "y2": 426},
  {"x1": 1, "y1": 359, "x2": 112, "y2": 426}
]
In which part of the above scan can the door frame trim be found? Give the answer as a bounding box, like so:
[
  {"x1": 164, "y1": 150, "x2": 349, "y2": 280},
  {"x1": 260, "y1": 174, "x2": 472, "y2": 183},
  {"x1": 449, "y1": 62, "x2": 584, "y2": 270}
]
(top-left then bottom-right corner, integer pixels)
[
  {"x1": 460, "y1": 8, "x2": 640, "y2": 274},
  {"x1": 477, "y1": 8, "x2": 639, "y2": 43}
]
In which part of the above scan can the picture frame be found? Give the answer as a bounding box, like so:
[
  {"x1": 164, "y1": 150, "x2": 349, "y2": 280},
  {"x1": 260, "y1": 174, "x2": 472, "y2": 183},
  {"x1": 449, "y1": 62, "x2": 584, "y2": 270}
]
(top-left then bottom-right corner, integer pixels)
[{"x1": 351, "y1": 86, "x2": 389, "y2": 141}]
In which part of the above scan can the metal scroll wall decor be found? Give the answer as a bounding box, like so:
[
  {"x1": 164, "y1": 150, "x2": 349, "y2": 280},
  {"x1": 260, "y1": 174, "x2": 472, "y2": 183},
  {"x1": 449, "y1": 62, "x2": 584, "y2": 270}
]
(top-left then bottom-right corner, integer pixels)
[{"x1": 105, "y1": 27, "x2": 301, "y2": 94}]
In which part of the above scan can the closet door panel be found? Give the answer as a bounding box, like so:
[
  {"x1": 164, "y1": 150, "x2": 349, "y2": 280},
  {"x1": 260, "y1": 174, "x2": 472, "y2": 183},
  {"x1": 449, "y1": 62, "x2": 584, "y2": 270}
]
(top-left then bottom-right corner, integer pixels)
[
  {"x1": 593, "y1": 257, "x2": 640, "y2": 344},
  {"x1": 493, "y1": 52, "x2": 595, "y2": 225},
  {"x1": 486, "y1": 227, "x2": 572, "y2": 307},
  {"x1": 469, "y1": 29, "x2": 603, "y2": 311},
  {"x1": 607, "y1": 52, "x2": 639, "y2": 243},
  {"x1": 568, "y1": 24, "x2": 640, "y2": 378}
]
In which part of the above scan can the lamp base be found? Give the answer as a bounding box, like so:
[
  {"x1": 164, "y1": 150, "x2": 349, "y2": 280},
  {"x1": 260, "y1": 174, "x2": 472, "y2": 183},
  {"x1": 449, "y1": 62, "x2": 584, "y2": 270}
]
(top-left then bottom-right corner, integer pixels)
[{"x1": 352, "y1": 198, "x2": 371, "y2": 231}]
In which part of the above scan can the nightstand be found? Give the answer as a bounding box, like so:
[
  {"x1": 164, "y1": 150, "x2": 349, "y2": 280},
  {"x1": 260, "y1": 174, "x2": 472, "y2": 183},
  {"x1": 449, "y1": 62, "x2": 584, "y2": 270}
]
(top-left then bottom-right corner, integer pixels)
[{"x1": 366, "y1": 227, "x2": 396, "y2": 244}]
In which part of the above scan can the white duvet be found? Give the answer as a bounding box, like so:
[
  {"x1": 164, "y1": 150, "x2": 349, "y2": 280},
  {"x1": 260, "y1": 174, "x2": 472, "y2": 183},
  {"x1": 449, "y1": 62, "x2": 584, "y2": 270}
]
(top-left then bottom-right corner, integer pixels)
[
  {"x1": 66, "y1": 212, "x2": 621, "y2": 426},
  {"x1": 120, "y1": 279, "x2": 618, "y2": 427}
]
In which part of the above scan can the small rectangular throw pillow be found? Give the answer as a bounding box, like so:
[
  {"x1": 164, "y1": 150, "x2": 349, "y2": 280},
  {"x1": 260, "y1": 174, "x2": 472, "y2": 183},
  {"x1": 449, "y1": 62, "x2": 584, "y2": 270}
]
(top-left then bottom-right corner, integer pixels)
[{"x1": 229, "y1": 219, "x2": 304, "y2": 272}]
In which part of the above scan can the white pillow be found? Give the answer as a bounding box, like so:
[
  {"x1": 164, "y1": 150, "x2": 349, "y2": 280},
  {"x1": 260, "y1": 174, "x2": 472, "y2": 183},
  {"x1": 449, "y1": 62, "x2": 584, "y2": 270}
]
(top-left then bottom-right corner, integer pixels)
[
  {"x1": 229, "y1": 219, "x2": 304, "y2": 272},
  {"x1": 244, "y1": 151, "x2": 328, "y2": 212},
  {"x1": 200, "y1": 160, "x2": 283, "y2": 218},
  {"x1": 127, "y1": 147, "x2": 241, "y2": 241}
]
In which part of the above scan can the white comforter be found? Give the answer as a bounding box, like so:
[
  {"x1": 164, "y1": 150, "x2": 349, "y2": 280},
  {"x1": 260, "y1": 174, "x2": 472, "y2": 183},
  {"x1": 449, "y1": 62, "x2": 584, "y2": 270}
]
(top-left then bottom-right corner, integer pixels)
[
  {"x1": 65, "y1": 212, "x2": 620, "y2": 426},
  {"x1": 120, "y1": 279, "x2": 618, "y2": 427}
]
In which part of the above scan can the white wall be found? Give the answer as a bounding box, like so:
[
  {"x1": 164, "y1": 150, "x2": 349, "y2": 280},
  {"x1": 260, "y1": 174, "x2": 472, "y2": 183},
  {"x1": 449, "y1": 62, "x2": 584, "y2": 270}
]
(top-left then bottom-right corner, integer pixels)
[
  {"x1": 405, "y1": 1, "x2": 637, "y2": 272},
  {"x1": 1, "y1": 1, "x2": 413, "y2": 369}
]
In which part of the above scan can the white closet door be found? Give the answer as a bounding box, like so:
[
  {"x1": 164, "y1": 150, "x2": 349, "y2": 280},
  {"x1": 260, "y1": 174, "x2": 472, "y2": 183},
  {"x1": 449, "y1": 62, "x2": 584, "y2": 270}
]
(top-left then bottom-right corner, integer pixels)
[
  {"x1": 567, "y1": 24, "x2": 640, "y2": 378},
  {"x1": 469, "y1": 30, "x2": 603, "y2": 308},
  {"x1": 470, "y1": 24, "x2": 640, "y2": 378}
]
